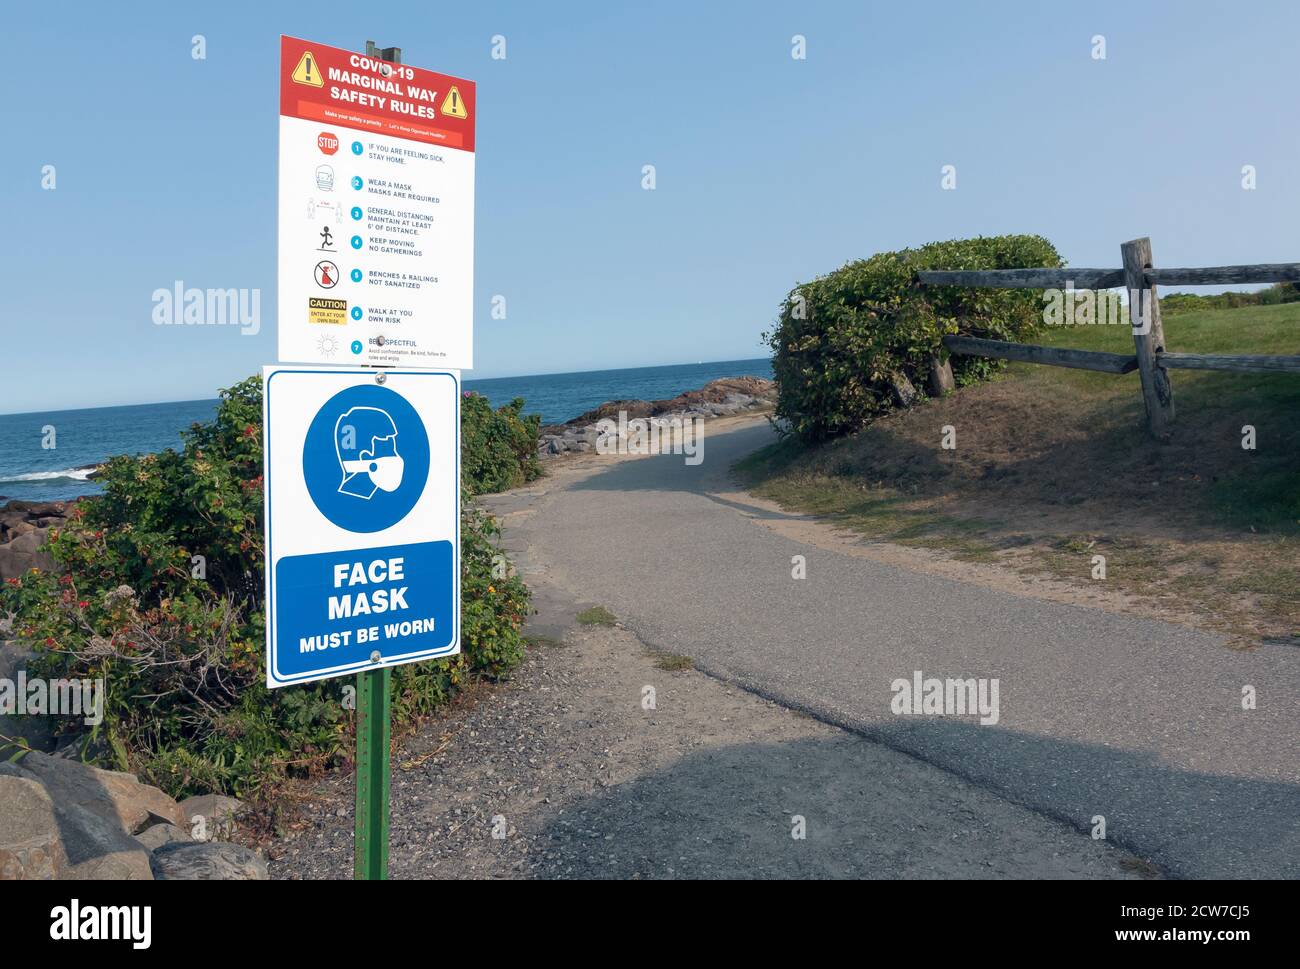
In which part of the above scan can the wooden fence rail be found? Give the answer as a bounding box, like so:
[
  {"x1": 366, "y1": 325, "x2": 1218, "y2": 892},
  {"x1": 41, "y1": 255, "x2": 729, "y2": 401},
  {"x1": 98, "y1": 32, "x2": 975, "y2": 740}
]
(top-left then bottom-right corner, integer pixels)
[
  {"x1": 915, "y1": 237, "x2": 1297, "y2": 439},
  {"x1": 916, "y1": 264, "x2": 1300, "y2": 289},
  {"x1": 942, "y1": 336, "x2": 1137, "y2": 374},
  {"x1": 1157, "y1": 352, "x2": 1300, "y2": 374}
]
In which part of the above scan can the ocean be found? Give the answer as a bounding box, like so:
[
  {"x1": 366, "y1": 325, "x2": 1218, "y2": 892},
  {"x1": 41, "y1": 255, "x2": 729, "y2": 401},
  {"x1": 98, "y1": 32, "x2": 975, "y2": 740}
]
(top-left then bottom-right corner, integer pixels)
[{"x1": 0, "y1": 358, "x2": 772, "y2": 503}]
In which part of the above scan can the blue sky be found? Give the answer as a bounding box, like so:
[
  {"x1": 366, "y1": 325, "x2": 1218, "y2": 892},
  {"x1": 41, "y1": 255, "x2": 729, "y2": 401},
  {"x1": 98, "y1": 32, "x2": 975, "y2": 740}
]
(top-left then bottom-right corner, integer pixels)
[{"x1": 3, "y1": 0, "x2": 1298, "y2": 413}]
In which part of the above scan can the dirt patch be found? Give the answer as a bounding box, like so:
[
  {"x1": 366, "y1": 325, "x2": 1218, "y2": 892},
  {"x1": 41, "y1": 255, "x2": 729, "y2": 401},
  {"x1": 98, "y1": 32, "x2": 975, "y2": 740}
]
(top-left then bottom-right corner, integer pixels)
[
  {"x1": 738, "y1": 369, "x2": 1300, "y2": 645},
  {"x1": 788, "y1": 379, "x2": 1290, "y2": 535}
]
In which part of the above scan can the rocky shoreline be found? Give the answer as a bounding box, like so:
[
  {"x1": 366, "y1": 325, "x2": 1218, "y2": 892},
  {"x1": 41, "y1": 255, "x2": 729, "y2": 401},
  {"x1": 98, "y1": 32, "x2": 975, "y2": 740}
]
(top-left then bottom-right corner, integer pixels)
[
  {"x1": 0, "y1": 500, "x2": 70, "y2": 581},
  {"x1": 536, "y1": 376, "x2": 775, "y2": 457}
]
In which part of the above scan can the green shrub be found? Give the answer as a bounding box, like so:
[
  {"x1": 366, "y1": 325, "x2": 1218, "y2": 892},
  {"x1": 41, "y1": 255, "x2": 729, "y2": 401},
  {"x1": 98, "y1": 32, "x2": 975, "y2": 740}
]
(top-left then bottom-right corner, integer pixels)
[
  {"x1": 0, "y1": 376, "x2": 530, "y2": 799},
  {"x1": 461, "y1": 392, "x2": 543, "y2": 495},
  {"x1": 763, "y1": 235, "x2": 1063, "y2": 441},
  {"x1": 1161, "y1": 282, "x2": 1300, "y2": 316}
]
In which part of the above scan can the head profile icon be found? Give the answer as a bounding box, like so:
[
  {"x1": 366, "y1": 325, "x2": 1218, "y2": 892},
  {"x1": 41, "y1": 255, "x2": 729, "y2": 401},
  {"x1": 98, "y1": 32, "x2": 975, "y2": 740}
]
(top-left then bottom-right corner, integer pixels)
[{"x1": 335, "y1": 406, "x2": 405, "y2": 499}]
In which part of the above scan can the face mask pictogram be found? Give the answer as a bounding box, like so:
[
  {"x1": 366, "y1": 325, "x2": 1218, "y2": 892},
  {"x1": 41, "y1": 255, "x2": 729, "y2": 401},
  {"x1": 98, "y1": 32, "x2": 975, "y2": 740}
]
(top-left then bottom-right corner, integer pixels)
[{"x1": 335, "y1": 406, "x2": 406, "y2": 499}]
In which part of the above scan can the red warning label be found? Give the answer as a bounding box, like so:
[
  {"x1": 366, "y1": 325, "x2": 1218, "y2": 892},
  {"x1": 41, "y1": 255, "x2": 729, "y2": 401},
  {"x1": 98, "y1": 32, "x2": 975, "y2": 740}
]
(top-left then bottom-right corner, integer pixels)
[{"x1": 280, "y1": 36, "x2": 476, "y2": 152}]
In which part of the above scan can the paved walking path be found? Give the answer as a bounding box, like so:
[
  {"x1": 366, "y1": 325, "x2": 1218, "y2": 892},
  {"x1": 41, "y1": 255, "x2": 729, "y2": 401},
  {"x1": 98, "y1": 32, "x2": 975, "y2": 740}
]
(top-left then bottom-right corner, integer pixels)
[{"x1": 482, "y1": 416, "x2": 1300, "y2": 879}]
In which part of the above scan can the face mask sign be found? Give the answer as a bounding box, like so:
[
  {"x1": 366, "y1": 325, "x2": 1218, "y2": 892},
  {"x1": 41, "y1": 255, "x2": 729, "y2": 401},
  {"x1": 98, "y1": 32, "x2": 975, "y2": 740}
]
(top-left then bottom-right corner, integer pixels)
[{"x1": 336, "y1": 407, "x2": 406, "y2": 500}]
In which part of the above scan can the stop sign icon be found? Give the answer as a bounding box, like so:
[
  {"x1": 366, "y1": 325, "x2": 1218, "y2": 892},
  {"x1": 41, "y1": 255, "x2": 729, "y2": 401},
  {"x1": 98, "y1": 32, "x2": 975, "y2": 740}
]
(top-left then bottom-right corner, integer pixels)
[{"x1": 317, "y1": 131, "x2": 339, "y2": 155}]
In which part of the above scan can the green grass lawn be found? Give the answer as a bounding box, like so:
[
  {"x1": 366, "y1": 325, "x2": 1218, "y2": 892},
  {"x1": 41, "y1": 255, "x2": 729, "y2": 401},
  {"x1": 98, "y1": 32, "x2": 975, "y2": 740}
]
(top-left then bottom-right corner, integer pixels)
[{"x1": 1037, "y1": 301, "x2": 1300, "y2": 530}]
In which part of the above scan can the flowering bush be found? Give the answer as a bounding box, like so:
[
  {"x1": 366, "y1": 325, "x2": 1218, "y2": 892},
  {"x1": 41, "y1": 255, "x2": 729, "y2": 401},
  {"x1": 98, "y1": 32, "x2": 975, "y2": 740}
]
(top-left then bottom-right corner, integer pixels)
[{"x1": 0, "y1": 376, "x2": 530, "y2": 798}]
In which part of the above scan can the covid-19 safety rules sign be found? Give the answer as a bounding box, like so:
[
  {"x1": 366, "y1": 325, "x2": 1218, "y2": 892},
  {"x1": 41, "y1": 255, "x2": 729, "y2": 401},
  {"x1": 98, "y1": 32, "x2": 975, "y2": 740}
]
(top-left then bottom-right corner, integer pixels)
[{"x1": 277, "y1": 36, "x2": 475, "y2": 370}]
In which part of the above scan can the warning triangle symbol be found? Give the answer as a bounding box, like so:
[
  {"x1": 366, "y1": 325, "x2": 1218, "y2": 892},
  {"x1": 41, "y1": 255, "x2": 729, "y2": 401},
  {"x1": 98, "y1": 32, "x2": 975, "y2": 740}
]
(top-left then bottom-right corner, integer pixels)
[
  {"x1": 292, "y1": 51, "x2": 323, "y2": 88},
  {"x1": 440, "y1": 85, "x2": 469, "y2": 120}
]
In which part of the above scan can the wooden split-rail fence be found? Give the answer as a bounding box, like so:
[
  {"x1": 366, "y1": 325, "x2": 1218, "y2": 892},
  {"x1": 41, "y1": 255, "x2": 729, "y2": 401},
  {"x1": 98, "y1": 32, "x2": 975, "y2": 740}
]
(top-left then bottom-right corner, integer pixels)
[{"x1": 915, "y1": 237, "x2": 1300, "y2": 439}]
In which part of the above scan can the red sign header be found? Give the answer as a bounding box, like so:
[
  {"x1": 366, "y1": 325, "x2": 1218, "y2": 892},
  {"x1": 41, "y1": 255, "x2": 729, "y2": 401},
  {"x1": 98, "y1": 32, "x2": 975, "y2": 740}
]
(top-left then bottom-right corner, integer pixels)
[{"x1": 279, "y1": 36, "x2": 476, "y2": 152}]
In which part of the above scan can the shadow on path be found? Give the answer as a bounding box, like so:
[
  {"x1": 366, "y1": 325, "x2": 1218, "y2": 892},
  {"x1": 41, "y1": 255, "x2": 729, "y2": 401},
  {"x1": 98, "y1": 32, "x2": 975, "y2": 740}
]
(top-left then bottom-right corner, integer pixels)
[{"x1": 531, "y1": 724, "x2": 1299, "y2": 879}]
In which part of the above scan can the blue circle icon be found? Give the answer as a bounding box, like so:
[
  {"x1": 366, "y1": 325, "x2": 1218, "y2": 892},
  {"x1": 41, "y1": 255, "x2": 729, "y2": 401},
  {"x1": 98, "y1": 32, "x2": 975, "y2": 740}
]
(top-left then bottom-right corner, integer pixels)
[
  {"x1": 350, "y1": 340, "x2": 363, "y2": 354},
  {"x1": 302, "y1": 384, "x2": 429, "y2": 533},
  {"x1": 351, "y1": 235, "x2": 363, "y2": 249},
  {"x1": 350, "y1": 268, "x2": 363, "y2": 283},
  {"x1": 350, "y1": 306, "x2": 363, "y2": 321},
  {"x1": 351, "y1": 141, "x2": 363, "y2": 155},
  {"x1": 352, "y1": 176, "x2": 364, "y2": 190},
  {"x1": 351, "y1": 206, "x2": 363, "y2": 221}
]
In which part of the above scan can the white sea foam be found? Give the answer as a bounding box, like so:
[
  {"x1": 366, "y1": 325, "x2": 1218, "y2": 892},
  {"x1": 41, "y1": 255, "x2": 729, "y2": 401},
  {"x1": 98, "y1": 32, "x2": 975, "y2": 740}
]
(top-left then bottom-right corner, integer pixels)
[{"x1": 0, "y1": 467, "x2": 96, "y2": 483}]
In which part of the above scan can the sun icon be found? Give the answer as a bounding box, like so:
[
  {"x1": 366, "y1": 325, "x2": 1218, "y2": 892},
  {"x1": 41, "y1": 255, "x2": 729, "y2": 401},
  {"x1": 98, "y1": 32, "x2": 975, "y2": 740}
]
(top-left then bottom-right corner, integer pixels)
[{"x1": 317, "y1": 334, "x2": 340, "y2": 356}]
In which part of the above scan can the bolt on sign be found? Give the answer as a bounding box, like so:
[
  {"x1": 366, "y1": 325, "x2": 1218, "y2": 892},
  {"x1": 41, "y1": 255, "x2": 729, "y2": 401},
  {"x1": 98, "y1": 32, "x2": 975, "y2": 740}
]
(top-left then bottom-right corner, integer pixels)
[{"x1": 277, "y1": 36, "x2": 476, "y2": 370}]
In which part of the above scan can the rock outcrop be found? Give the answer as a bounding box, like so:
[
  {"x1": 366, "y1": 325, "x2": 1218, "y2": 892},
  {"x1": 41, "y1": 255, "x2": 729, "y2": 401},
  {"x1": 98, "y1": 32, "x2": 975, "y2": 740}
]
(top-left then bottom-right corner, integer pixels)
[
  {"x1": 54, "y1": 800, "x2": 155, "y2": 880},
  {"x1": 135, "y1": 822, "x2": 193, "y2": 851},
  {"x1": 537, "y1": 377, "x2": 776, "y2": 459},
  {"x1": 0, "y1": 775, "x2": 66, "y2": 879},
  {"x1": 151, "y1": 841, "x2": 268, "y2": 881},
  {"x1": 0, "y1": 754, "x2": 262, "y2": 880},
  {"x1": 0, "y1": 500, "x2": 72, "y2": 581},
  {"x1": 15, "y1": 752, "x2": 186, "y2": 833}
]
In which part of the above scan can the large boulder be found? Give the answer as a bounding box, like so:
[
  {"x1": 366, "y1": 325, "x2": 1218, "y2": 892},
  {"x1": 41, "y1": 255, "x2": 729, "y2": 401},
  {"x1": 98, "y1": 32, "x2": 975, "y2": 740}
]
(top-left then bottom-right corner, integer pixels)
[
  {"x1": 0, "y1": 775, "x2": 66, "y2": 879},
  {"x1": 55, "y1": 802, "x2": 153, "y2": 880},
  {"x1": 0, "y1": 767, "x2": 153, "y2": 880},
  {"x1": 0, "y1": 529, "x2": 55, "y2": 581},
  {"x1": 0, "y1": 500, "x2": 73, "y2": 576},
  {"x1": 134, "y1": 822, "x2": 193, "y2": 851},
  {"x1": 14, "y1": 751, "x2": 185, "y2": 833},
  {"x1": 150, "y1": 842, "x2": 268, "y2": 880}
]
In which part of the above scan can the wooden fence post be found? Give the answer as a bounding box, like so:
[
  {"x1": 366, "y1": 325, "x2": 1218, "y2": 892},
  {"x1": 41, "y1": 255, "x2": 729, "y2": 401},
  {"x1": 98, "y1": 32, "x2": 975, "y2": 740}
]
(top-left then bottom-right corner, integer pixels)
[{"x1": 1121, "y1": 237, "x2": 1174, "y2": 438}]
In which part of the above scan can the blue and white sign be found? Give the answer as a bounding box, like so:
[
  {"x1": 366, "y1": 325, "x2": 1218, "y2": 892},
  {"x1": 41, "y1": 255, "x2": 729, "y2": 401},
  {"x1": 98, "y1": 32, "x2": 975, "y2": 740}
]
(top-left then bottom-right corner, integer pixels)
[{"x1": 263, "y1": 367, "x2": 460, "y2": 687}]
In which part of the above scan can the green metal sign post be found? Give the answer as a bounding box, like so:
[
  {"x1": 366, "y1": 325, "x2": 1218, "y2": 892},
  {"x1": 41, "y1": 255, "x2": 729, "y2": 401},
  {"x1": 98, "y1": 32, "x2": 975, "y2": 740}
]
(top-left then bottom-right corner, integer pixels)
[
  {"x1": 351, "y1": 38, "x2": 401, "y2": 884},
  {"x1": 354, "y1": 665, "x2": 391, "y2": 880}
]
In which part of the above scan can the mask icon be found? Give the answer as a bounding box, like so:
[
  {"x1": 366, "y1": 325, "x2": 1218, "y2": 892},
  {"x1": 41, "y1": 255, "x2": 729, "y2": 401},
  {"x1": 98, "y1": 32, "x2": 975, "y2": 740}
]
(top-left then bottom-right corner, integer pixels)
[
  {"x1": 315, "y1": 164, "x2": 335, "y2": 191},
  {"x1": 335, "y1": 406, "x2": 405, "y2": 499}
]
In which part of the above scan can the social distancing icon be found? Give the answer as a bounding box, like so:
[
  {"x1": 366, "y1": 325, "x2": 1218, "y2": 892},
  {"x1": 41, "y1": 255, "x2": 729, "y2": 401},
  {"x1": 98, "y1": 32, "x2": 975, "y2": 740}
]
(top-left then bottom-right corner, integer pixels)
[
  {"x1": 440, "y1": 85, "x2": 468, "y2": 120},
  {"x1": 292, "y1": 50, "x2": 324, "y2": 87}
]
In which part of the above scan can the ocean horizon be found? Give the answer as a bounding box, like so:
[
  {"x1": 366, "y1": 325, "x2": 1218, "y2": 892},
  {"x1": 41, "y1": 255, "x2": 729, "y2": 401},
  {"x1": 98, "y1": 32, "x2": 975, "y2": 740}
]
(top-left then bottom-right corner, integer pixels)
[{"x1": 0, "y1": 357, "x2": 773, "y2": 503}]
